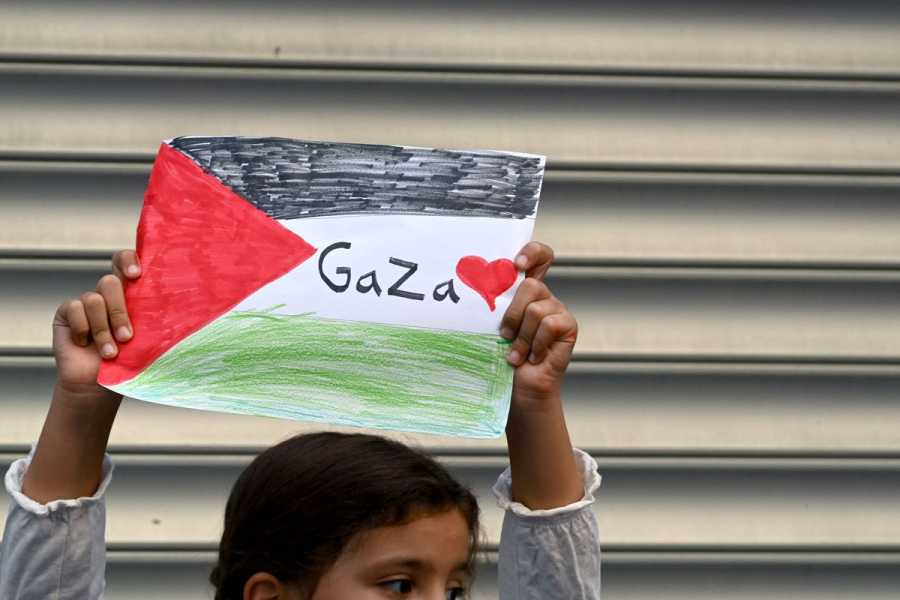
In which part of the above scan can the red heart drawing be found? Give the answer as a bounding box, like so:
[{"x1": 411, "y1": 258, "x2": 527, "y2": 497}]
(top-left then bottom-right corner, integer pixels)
[{"x1": 456, "y1": 256, "x2": 518, "y2": 311}]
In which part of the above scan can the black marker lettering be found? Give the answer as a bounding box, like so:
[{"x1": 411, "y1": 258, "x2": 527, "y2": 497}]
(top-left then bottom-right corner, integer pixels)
[
  {"x1": 387, "y1": 257, "x2": 425, "y2": 301},
  {"x1": 432, "y1": 279, "x2": 460, "y2": 303},
  {"x1": 356, "y1": 270, "x2": 382, "y2": 296},
  {"x1": 318, "y1": 241, "x2": 352, "y2": 292}
]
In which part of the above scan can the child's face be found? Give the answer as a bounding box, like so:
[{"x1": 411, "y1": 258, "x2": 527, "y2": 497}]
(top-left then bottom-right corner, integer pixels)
[{"x1": 310, "y1": 506, "x2": 472, "y2": 599}]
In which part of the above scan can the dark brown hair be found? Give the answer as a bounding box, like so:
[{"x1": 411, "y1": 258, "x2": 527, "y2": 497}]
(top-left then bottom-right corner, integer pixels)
[{"x1": 209, "y1": 431, "x2": 480, "y2": 598}]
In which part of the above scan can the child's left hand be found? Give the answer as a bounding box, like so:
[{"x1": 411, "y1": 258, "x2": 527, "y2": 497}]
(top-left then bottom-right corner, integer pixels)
[{"x1": 500, "y1": 242, "x2": 578, "y2": 413}]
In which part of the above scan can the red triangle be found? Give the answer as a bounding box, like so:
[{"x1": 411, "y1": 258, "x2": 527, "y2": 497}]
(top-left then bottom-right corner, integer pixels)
[{"x1": 98, "y1": 143, "x2": 317, "y2": 386}]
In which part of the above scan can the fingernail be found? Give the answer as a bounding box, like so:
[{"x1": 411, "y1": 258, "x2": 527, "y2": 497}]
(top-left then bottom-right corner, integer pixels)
[
  {"x1": 101, "y1": 343, "x2": 116, "y2": 358},
  {"x1": 127, "y1": 265, "x2": 141, "y2": 277},
  {"x1": 499, "y1": 327, "x2": 515, "y2": 340},
  {"x1": 116, "y1": 326, "x2": 132, "y2": 341},
  {"x1": 528, "y1": 352, "x2": 539, "y2": 364},
  {"x1": 507, "y1": 350, "x2": 521, "y2": 365},
  {"x1": 515, "y1": 255, "x2": 528, "y2": 269}
]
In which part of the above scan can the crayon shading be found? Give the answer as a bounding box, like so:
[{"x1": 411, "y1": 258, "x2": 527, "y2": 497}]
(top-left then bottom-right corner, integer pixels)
[{"x1": 99, "y1": 137, "x2": 544, "y2": 438}]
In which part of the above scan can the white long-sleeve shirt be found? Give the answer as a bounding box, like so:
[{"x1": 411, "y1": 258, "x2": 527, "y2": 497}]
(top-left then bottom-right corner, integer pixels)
[{"x1": 0, "y1": 448, "x2": 601, "y2": 599}]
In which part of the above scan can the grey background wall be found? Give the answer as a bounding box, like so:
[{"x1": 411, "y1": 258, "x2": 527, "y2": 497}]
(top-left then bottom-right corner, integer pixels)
[{"x1": 1, "y1": 2, "x2": 899, "y2": 597}]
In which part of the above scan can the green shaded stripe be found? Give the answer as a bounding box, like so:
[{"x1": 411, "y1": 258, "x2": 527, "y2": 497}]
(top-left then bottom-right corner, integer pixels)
[{"x1": 110, "y1": 309, "x2": 513, "y2": 438}]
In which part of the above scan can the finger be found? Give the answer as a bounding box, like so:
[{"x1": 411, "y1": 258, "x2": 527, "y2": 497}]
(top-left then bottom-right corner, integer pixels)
[
  {"x1": 514, "y1": 241, "x2": 554, "y2": 281},
  {"x1": 96, "y1": 274, "x2": 132, "y2": 342},
  {"x1": 499, "y1": 277, "x2": 552, "y2": 340},
  {"x1": 507, "y1": 298, "x2": 563, "y2": 366},
  {"x1": 59, "y1": 299, "x2": 90, "y2": 346},
  {"x1": 81, "y1": 292, "x2": 117, "y2": 358},
  {"x1": 112, "y1": 250, "x2": 141, "y2": 281},
  {"x1": 529, "y1": 311, "x2": 577, "y2": 366}
]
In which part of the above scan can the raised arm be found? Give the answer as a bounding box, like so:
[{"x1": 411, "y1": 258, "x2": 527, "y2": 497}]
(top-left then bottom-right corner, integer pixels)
[
  {"x1": 500, "y1": 241, "x2": 583, "y2": 509},
  {"x1": 494, "y1": 241, "x2": 602, "y2": 599},
  {"x1": 1, "y1": 251, "x2": 141, "y2": 600},
  {"x1": 23, "y1": 250, "x2": 141, "y2": 501}
]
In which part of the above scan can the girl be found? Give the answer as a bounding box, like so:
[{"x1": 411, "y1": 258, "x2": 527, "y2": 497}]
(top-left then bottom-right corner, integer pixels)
[{"x1": 1, "y1": 242, "x2": 601, "y2": 599}]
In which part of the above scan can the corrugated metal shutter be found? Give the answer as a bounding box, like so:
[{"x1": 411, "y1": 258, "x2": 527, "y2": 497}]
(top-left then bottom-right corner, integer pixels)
[{"x1": 1, "y1": 2, "x2": 899, "y2": 597}]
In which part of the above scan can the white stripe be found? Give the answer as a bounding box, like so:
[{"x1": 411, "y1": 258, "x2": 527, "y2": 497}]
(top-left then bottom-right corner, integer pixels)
[{"x1": 234, "y1": 213, "x2": 535, "y2": 334}]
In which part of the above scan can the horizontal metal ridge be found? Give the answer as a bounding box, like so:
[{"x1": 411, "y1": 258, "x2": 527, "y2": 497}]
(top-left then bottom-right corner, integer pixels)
[
  {"x1": 6, "y1": 347, "x2": 900, "y2": 368},
  {"x1": 5, "y1": 159, "x2": 900, "y2": 181},
  {"x1": 4, "y1": 452, "x2": 900, "y2": 471},
  {"x1": 9, "y1": 445, "x2": 900, "y2": 461},
  {"x1": 3, "y1": 56, "x2": 900, "y2": 84},
  {"x1": 3, "y1": 151, "x2": 900, "y2": 178},
  {"x1": 103, "y1": 547, "x2": 900, "y2": 564},
  {"x1": 6, "y1": 253, "x2": 900, "y2": 273},
  {"x1": 2, "y1": 257, "x2": 899, "y2": 282}
]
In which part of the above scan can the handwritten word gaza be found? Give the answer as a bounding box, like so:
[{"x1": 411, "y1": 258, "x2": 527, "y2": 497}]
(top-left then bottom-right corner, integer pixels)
[{"x1": 317, "y1": 242, "x2": 519, "y2": 312}]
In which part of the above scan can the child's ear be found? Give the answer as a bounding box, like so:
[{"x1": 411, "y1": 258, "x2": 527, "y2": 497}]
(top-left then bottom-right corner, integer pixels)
[{"x1": 243, "y1": 572, "x2": 297, "y2": 600}]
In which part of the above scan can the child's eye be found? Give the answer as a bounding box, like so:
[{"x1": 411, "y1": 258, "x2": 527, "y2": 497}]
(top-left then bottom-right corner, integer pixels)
[
  {"x1": 380, "y1": 579, "x2": 413, "y2": 595},
  {"x1": 447, "y1": 587, "x2": 467, "y2": 600}
]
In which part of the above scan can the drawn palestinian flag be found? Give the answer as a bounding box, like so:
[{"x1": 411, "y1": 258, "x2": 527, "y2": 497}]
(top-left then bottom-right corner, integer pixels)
[{"x1": 98, "y1": 137, "x2": 544, "y2": 438}]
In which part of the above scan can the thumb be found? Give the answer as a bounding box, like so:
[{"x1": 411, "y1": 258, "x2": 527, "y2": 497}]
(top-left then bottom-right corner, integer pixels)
[
  {"x1": 545, "y1": 339, "x2": 575, "y2": 375},
  {"x1": 53, "y1": 300, "x2": 89, "y2": 355}
]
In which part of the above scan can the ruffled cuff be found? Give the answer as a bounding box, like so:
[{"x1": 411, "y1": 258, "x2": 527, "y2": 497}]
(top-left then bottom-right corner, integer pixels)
[
  {"x1": 3, "y1": 446, "x2": 114, "y2": 517},
  {"x1": 492, "y1": 447, "x2": 601, "y2": 519}
]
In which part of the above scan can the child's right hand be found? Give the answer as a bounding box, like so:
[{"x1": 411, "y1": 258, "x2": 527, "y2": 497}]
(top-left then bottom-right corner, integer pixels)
[
  {"x1": 53, "y1": 250, "x2": 142, "y2": 403},
  {"x1": 23, "y1": 250, "x2": 141, "y2": 502}
]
